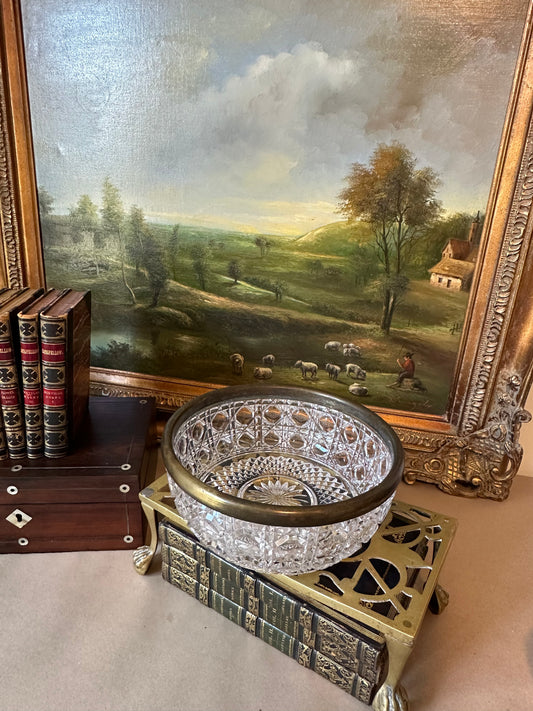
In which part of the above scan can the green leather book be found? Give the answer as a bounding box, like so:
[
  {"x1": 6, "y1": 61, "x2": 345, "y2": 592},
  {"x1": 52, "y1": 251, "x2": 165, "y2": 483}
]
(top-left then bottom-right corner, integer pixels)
[
  {"x1": 160, "y1": 518, "x2": 387, "y2": 685},
  {"x1": 162, "y1": 560, "x2": 377, "y2": 705}
]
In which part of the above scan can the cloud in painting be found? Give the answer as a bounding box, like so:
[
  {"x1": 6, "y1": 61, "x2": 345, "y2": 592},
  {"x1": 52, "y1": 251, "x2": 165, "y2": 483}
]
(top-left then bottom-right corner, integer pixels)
[
  {"x1": 21, "y1": 0, "x2": 529, "y2": 234},
  {"x1": 150, "y1": 40, "x2": 399, "y2": 227},
  {"x1": 152, "y1": 32, "x2": 518, "y2": 226}
]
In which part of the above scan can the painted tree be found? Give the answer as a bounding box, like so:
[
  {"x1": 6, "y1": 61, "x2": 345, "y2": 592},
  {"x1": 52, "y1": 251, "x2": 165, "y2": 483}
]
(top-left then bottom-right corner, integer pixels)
[
  {"x1": 190, "y1": 244, "x2": 210, "y2": 291},
  {"x1": 37, "y1": 186, "x2": 57, "y2": 246},
  {"x1": 144, "y1": 234, "x2": 168, "y2": 307},
  {"x1": 415, "y1": 211, "x2": 483, "y2": 276},
  {"x1": 349, "y1": 242, "x2": 380, "y2": 287},
  {"x1": 100, "y1": 177, "x2": 124, "y2": 248},
  {"x1": 167, "y1": 224, "x2": 180, "y2": 280},
  {"x1": 338, "y1": 142, "x2": 441, "y2": 334},
  {"x1": 38, "y1": 186, "x2": 54, "y2": 221},
  {"x1": 126, "y1": 205, "x2": 147, "y2": 275},
  {"x1": 308, "y1": 259, "x2": 324, "y2": 277},
  {"x1": 273, "y1": 280, "x2": 285, "y2": 301},
  {"x1": 100, "y1": 177, "x2": 136, "y2": 304},
  {"x1": 70, "y1": 194, "x2": 98, "y2": 242},
  {"x1": 228, "y1": 259, "x2": 241, "y2": 284},
  {"x1": 69, "y1": 194, "x2": 101, "y2": 274}
]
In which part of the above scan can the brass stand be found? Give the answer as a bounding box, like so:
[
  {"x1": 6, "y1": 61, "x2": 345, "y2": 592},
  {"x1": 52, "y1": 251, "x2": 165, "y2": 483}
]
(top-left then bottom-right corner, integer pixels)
[{"x1": 136, "y1": 476, "x2": 457, "y2": 710}]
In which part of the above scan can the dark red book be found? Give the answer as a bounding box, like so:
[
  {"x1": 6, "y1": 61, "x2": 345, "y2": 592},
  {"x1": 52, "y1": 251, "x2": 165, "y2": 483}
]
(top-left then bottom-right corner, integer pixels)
[
  {"x1": 18, "y1": 288, "x2": 68, "y2": 458},
  {"x1": 0, "y1": 288, "x2": 44, "y2": 458},
  {"x1": 40, "y1": 289, "x2": 91, "y2": 457}
]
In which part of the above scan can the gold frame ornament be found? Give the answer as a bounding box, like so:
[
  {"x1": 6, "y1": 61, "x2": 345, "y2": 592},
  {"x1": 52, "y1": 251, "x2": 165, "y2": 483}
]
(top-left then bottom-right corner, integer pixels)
[{"x1": 1, "y1": 0, "x2": 532, "y2": 500}]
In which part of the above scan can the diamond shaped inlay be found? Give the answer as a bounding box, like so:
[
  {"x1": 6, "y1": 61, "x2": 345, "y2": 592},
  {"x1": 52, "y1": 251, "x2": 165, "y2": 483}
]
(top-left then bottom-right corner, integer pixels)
[{"x1": 6, "y1": 509, "x2": 32, "y2": 529}]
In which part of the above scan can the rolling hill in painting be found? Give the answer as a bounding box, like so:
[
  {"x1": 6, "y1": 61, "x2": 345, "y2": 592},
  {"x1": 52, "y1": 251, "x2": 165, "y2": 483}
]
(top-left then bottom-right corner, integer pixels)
[{"x1": 42, "y1": 211, "x2": 471, "y2": 415}]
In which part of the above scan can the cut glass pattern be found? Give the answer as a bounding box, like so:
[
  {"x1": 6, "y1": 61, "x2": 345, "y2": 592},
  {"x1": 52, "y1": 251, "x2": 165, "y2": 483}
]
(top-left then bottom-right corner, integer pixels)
[{"x1": 167, "y1": 394, "x2": 399, "y2": 574}]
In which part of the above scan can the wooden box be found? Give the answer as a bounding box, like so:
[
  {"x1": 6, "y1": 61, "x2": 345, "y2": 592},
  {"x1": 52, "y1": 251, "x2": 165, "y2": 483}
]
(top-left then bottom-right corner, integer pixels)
[{"x1": 0, "y1": 396, "x2": 157, "y2": 553}]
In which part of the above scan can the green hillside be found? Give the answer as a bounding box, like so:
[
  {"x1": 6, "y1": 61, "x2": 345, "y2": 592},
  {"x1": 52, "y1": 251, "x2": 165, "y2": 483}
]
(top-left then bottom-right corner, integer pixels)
[
  {"x1": 43, "y1": 214, "x2": 469, "y2": 415},
  {"x1": 294, "y1": 220, "x2": 373, "y2": 256}
]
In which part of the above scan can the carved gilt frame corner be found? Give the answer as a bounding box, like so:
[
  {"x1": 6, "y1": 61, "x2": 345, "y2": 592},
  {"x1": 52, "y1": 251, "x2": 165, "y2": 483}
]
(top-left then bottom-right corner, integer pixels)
[{"x1": 1, "y1": 0, "x2": 532, "y2": 500}]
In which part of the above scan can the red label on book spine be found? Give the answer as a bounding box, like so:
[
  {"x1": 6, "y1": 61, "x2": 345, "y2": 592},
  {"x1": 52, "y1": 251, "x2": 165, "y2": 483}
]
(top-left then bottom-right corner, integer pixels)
[
  {"x1": 43, "y1": 388, "x2": 65, "y2": 407},
  {"x1": 0, "y1": 344, "x2": 13, "y2": 361},
  {"x1": 0, "y1": 387, "x2": 20, "y2": 406},
  {"x1": 24, "y1": 389, "x2": 42, "y2": 406},
  {"x1": 42, "y1": 343, "x2": 65, "y2": 362},
  {"x1": 20, "y1": 344, "x2": 39, "y2": 361}
]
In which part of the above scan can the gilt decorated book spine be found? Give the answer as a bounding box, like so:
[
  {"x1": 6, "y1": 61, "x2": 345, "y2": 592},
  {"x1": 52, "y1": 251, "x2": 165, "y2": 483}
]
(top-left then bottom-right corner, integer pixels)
[
  {"x1": 161, "y1": 561, "x2": 376, "y2": 705},
  {"x1": 0, "y1": 289, "x2": 44, "y2": 458},
  {"x1": 40, "y1": 312, "x2": 68, "y2": 457},
  {"x1": 0, "y1": 303, "x2": 26, "y2": 458},
  {"x1": 161, "y1": 541, "x2": 383, "y2": 684},
  {"x1": 18, "y1": 289, "x2": 66, "y2": 458},
  {"x1": 159, "y1": 520, "x2": 387, "y2": 684},
  {"x1": 40, "y1": 291, "x2": 91, "y2": 458}
]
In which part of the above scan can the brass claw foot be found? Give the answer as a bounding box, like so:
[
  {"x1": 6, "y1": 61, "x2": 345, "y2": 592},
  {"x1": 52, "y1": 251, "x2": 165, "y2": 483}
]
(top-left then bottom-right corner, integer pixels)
[
  {"x1": 372, "y1": 683, "x2": 409, "y2": 711},
  {"x1": 133, "y1": 544, "x2": 156, "y2": 575},
  {"x1": 429, "y1": 584, "x2": 449, "y2": 614},
  {"x1": 132, "y1": 500, "x2": 159, "y2": 575}
]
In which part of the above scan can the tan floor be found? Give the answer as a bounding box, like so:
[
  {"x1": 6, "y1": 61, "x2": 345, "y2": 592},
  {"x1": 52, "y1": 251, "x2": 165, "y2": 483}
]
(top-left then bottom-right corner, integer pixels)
[{"x1": 1, "y1": 474, "x2": 532, "y2": 711}]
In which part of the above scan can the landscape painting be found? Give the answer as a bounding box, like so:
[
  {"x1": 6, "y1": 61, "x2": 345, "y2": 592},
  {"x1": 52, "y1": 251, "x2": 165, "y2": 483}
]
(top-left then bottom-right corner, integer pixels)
[{"x1": 21, "y1": 0, "x2": 529, "y2": 415}]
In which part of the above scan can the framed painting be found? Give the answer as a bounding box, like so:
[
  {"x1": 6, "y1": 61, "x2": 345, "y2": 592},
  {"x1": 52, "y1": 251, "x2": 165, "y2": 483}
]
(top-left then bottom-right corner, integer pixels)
[{"x1": 1, "y1": 0, "x2": 532, "y2": 500}]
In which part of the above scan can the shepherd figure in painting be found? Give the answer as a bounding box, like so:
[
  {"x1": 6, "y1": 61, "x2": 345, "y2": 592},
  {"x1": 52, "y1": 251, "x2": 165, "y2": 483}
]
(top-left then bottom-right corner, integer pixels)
[{"x1": 390, "y1": 352, "x2": 415, "y2": 387}]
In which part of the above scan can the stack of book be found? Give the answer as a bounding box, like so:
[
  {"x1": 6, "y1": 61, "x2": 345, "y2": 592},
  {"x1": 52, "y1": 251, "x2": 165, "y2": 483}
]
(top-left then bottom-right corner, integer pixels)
[
  {"x1": 0, "y1": 286, "x2": 91, "y2": 459},
  {"x1": 160, "y1": 518, "x2": 389, "y2": 705}
]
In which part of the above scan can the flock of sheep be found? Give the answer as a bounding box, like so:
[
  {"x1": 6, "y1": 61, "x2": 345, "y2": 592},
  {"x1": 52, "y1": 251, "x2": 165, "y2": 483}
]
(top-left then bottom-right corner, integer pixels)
[{"x1": 229, "y1": 340, "x2": 369, "y2": 397}]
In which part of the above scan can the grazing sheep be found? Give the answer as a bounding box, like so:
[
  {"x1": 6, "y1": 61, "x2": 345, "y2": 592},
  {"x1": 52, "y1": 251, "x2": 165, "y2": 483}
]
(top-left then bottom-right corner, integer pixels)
[
  {"x1": 229, "y1": 352, "x2": 244, "y2": 375},
  {"x1": 346, "y1": 363, "x2": 366, "y2": 380},
  {"x1": 262, "y1": 354, "x2": 275, "y2": 367},
  {"x1": 294, "y1": 360, "x2": 318, "y2": 379},
  {"x1": 324, "y1": 341, "x2": 341, "y2": 351},
  {"x1": 343, "y1": 345, "x2": 361, "y2": 358},
  {"x1": 349, "y1": 383, "x2": 368, "y2": 397},
  {"x1": 253, "y1": 366, "x2": 273, "y2": 379},
  {"x1": 325, "y1": 363, "x2": 341, "y2": 380}
]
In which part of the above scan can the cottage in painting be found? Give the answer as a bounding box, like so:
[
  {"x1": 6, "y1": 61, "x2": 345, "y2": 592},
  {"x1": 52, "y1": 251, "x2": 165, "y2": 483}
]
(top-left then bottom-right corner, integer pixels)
[{"x1": 429, "y1": 214, "x2": 480, "y2": 291}]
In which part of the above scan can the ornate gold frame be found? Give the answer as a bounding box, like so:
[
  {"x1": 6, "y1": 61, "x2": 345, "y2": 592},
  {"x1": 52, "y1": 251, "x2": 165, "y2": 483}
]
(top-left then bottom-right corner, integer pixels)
[{"x1": 1, "y1": 0, "x2": 532, "y2": 500}]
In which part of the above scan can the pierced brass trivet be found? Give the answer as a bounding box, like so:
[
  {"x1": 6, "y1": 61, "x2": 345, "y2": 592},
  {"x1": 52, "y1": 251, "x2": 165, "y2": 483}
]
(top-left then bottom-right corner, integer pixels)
[{"x1": 135, "y1": 475, "x2": 457, "y2": 711}]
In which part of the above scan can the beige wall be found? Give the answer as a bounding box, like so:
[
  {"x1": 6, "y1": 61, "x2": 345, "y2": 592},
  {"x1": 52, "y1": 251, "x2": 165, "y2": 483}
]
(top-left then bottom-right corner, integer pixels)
[
  {"x1": 429, "y1": 273, "x2": 462, "y2": 290},
  {"x1": 519, "y1": 386, "x2": 533, "y2": 477}
]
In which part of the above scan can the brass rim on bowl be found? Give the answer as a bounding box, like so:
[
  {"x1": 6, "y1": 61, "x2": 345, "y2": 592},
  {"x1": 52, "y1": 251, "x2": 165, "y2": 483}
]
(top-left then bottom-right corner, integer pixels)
[{"x1": 162, "y1": 384, "x2": 404, "y2": 527}]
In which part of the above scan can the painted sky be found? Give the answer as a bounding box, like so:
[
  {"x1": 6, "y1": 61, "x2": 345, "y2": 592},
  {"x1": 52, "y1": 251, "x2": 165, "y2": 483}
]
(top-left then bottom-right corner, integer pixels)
[{"x1": 22, "y1": 0, "x2": 529, "y2": 235}]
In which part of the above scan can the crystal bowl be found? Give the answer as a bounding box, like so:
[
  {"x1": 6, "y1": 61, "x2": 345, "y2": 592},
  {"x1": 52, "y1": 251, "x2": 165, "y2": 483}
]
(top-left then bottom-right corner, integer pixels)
[{"x1": 162, "y1": 385, "x2": 404, "y2": 575}]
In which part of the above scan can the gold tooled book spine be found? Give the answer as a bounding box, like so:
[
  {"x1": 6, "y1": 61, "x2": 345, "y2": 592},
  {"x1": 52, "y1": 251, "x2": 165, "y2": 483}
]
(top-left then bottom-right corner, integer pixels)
[
  {"x1": 0, "y1": 288, "x2": 44, "y2": 458},
  {"x1": 40, "y1": 290, "x2": 91, "y2": 458},
  {"x1": 162, "y1": 560, "x2": 375, "y2": 705},
  {"x1": 18, "y1": 288, "x2": 66, "y2": 459},
  {"x1": 161, "y1": 534, "x2": 386, "y2": 685},
  {"x1": 159, "y1": 520, "x2": 387, "y2": 681},
  {"x1": 160, "y1": 518, "x2": 384, "y2": 639},
  {"x1": 40, "y1": 311, "x2": 68, "y2": 457}
]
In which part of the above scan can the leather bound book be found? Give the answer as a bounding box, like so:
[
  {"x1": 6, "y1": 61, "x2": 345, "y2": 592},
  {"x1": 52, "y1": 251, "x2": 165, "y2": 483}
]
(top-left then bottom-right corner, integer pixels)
[
  {"x1": 40, "y1": 290, "x2": 91, "y2": 457},
  {"x1": 17, "y1": 288, "x2": 68, "y2": 458},
  {"x1": 0, "y1": 289, "x2": 18, "y2": 458},
  {"x1": 162, "y1": 560, "x2": 377, "y2": 705},
  {"x1": 159, "y1": 519, "x2": 388, "y2": 685},
  {"x1": 0, "y1": 288, "x2": 45, "y2": 458},
  {"x1": 161, "y1": 539, "x2": 385, "y2": 679}
]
